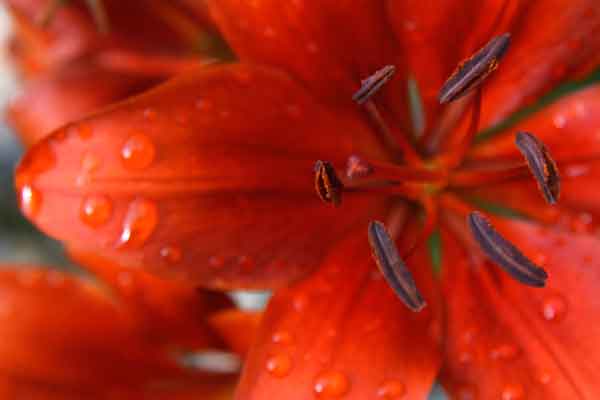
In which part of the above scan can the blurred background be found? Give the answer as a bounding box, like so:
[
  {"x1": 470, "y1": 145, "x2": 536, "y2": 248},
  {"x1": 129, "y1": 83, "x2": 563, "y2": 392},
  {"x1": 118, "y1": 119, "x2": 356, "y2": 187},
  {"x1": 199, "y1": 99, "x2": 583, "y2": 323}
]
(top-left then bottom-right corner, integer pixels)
[{"x1": 0, "y1": 5, "x2": 72, "y2": 267}]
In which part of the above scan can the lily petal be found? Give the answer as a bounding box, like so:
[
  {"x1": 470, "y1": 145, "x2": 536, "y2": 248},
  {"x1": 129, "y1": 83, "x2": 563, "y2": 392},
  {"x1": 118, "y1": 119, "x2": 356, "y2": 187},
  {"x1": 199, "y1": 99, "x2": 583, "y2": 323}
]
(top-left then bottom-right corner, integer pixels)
[
  {"x1": 0, "y1": 266, "x2": 227, "y2": 390},
  {"x1": 440, "y1": 217, "x2": 600, "y2": 399},
  {"x1": 208, "y1": 0, "x2": 402, "y2": 106},
  {"x1": 7, "y1": 61, "x2": 158, "y2": 147},
  {"x1": 15, "y1": 64, "x2": 386, "y2": 290},
  {"x1": 471, "y1": 84, "x2": 600, "y2": 163},
  {"x1": 209, "y1": 309, "x2": 262, "y2": 359},
  {"x1": 479, "y1": 0, "x2": 600, "y2": 128},
  {"x1": 235, "y1": 223, "x2": 442, "y2": 399}
]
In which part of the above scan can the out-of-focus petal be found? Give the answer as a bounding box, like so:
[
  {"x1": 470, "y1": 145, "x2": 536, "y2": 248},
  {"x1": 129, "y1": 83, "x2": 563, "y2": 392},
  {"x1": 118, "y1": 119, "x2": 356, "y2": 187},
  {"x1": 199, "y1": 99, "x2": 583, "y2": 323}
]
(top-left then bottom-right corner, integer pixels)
[
  {"x1": 471, "y1": 84, "x2": 600, "y2": 163},
  {"x1": 440, "y1": 217, "x2": 600, "y2": 399},
  {"x1": 0, "y1": 267, "x2": 226, "y2": 390},
  {"x1": 7, "y1": 61, "x2": 158, "y2": 147},
  {"x1": 209, "y1": 309, "x2": 262, "y2": 358},
  {"x1": 235, "y1": 224, "x2": 442, "y2": 399},
  {"x1": 16, "y1": 64, "x2": 386, "y2": 290}
]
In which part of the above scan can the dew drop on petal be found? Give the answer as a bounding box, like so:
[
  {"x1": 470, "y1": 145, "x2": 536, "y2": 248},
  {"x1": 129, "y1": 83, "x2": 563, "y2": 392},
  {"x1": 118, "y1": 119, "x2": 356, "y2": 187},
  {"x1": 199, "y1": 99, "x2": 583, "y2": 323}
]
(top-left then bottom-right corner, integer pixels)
[
  {"x1": 490, "y1": 344, "x2": 520, "y2": 360},
  {"x1": 501, "y1": 384, "x2": 524, "y2": 400},
  {"x1": 265, "y1": 354, "x2": 292, "y2": 378},
  {"x1": 160, "y1": 245, "x2": 183, "y2": 264},
  {"x1": 376, "y1": 380, "x2": 406, "y2": 399},
  {"x1": 541, "y1": 295, "x2": 567, "y2": 321},
  {"x1": 292, "y1": 293, "x2": 308, "y2": 312},
  {"x1": 538, "y1": 371, "x2": 552, "y2": 385},
  {"x1": 19, "y1": 185, "x2": 42, "y2": 218},
  {"x1": 272, "y1": 330, "x2": 294, "y2": 345},
  {"x1": 80, "y1": 195, "x2": 112, "y2": 227},
  {"x1": 143, "y1": 108, "x2": 157, "y2": 120},
  {"x1": 314, "y1": 371, "x2": 350, "y2": 398},
  {"x1": 117, "y1": 198, "x2": 159, "y2": 248},
  {"x1": 208, "y1": 255, "x2": 225, "y2": 268},
  {"x1": 81, "y1": 152, "x2": 100, "y2": 173},
  {"x1": 237, "y1": 255, "x2": 254, "y2": 270},
  {"x1": 121, "y1": 134, "x2": 156, "y2": 170},
  {"x1": 552, "y1": 114, "x2": 567, "y2": 129}
]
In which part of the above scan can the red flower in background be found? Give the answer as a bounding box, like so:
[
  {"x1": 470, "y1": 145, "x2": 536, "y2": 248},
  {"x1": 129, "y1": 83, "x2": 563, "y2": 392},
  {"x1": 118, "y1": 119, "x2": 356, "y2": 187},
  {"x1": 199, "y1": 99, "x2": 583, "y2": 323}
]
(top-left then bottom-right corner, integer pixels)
[{"x1": 6, "y1": 0, "x2": 600, "y2": 399}]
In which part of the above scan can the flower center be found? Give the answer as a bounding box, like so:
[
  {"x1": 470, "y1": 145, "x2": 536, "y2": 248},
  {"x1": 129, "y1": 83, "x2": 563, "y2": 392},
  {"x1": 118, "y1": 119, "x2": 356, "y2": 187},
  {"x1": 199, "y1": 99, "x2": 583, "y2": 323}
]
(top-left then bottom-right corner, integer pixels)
[{"x1": 314, "y1": 33, "x2": 561, "y2": 311}]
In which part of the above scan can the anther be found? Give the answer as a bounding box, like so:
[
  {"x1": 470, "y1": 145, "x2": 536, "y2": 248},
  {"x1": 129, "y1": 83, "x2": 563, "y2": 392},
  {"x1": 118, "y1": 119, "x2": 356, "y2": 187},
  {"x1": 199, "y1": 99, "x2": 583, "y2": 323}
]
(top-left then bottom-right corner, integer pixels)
[
  {"x1": 353, "y1": 65, "x2": 396, "y2": 105},
  {"x1": 439, "y1": 33, "x2": 511, "y2": 104},
  {"x1": 468, "y1": 211, "x2": 548, "y2": 287},
  {"x1": 515, "y1": 132, "x2": 560, "y2": 205},
  {"x1": 367, "y1": 221, "x2": 427, "y2": 312},
  {"x1": 314, "y1": 160, "x2": 344, "y2": 207}
]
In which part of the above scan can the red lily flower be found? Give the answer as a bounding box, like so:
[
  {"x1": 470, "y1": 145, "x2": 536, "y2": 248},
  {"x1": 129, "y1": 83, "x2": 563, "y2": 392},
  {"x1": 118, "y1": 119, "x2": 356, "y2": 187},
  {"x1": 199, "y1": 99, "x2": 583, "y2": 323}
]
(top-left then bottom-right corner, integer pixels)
[
  {"x1": 5, "y1": 0, "x2": 226, "y2": 145},
  {"x1": 9, "y1": 0, "x2": 600, "y2": 398}
]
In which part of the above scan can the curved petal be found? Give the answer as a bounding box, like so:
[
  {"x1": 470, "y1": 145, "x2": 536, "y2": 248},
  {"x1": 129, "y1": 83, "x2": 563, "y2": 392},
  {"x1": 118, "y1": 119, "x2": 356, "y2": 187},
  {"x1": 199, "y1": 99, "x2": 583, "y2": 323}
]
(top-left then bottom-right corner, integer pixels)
[
  {"x1": 0, "y1": 266, "x2": 227, "y2": 390},
  {"x1": 7, "y1": 61, "x2": 158, "y2": 147},
  {"x1": 15, "y1": 64, "x2": 386, "y2": 290},
  {"x1": 480, "y1": 0, "x2": 600, "y2": 128},
  {"x1": 208, "y1": 0, "x2": 402, "y2": 106},
  {"x1": 387, "y1": 0, "x2": 521, "y2": 133},
  {"x1": 440, "y1": 217, "x2": 600, "y2": 399},
  {"x1": 235, "y1": 224, "x2": 442, "y2": 399},
  {"x1": 471, "y1": 84, "x2": 600, "y2": 163}
]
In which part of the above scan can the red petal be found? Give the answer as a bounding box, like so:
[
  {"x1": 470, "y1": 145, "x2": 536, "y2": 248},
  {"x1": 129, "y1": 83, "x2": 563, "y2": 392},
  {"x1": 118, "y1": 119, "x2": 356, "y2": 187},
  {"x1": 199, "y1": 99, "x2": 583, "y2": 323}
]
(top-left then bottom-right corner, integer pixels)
[
  {"x1": 235, "y1": 224, "x2": 442, "y2": 399},
  {"x1": 480, "y1": 0, "x2": 600, "y2": 128},
  {"x1": 209, "y1": 309, "x2": 262, "y2": 358},
  {"x1": 471, "y1": 84, "x2": 600, "y2": 163},
  {"x1": 208, "y1": 1, "x2": 402, "y2": 105},
  {"x1": 440, "y1": 217, "x2": 600, "y2": 398},
  {"x1": 0, "y1": 267, "x2": 225, "y2": 389},
  {"x1": 16, "y1": 64, "x2": 386, "y2": 289},
  {"x1": 7, "y1": 61, "x2": 157, "y2": 147}
]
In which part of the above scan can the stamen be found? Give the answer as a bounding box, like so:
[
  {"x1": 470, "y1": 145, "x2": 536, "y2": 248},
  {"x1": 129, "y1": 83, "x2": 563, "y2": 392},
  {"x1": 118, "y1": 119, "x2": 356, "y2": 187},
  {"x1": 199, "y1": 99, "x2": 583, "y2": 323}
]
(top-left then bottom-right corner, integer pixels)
[
  {"x1": 404, "y1": 197, "x2": 439, "y2": 259},
  {"x1": 438, "y1": 33, "x2": 511, "y2": 104},
  {"x1": 450, "y1": 164, "x2": 530, "y2": 187},
  {"x1": 467, "y1": 211, "x2": 548, "y2": 287},
  {"x1": 353, "y1": 67, "x2": 422, "y2": 165},
  {"x1": 367, "y1": 221, "x2": 426, "y2": 312},
  {"x1": 314, "y1": 160, "x2": 343, "y2": 207},
  {"x1": 353, "y1": 65, "x2": 396, "y2": 105},
  {"x1": 515, "y1": 132, "x2": 560, "y2": 205}
]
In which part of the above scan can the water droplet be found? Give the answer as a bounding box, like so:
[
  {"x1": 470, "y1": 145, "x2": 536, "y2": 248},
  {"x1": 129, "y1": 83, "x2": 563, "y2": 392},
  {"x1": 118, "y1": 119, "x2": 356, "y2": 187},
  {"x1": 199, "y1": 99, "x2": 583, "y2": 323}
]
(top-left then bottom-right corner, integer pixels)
[
  {"x1": 160, "y1": 246, "x2": 183, "y2": 264},
  {"x1": 265, "y1": 354, "x2": 292, "y2": 378},
  {"x1": 19, "y1": 185, "x2": 42, "y2": 218},
  {"x1": 501, "y1": 384, "x2": 524, "y2": 400},
  {"x1": 490, "y1": 344, "x2": 520, "y2": 360},
  {"x1": 376, "y1": 380, "x2": 406, "y2": 399},
  {"x1": 292, "y1": 293, "x2": 308, "y2": 312},
  {"x1": 121, "y1": 134, "x2": 156, "y2": 170},
  {"x1": 272, "y1": 330, "x2": 294, "y2": 345},
  {"x1": 117, "y1": 198, "x2": 159, "y2": 248},
  {"x1": 143, "y1": 108, "x2": 157, "y2": 120},
  {"x1": 81, "y1": 152, "x2": 100, "y2": 173},
  {"x1": 208, "y1": 255, "x2": 225, "y2": 268},
  {"x1": 541, "y1": 295, "x2": 567, "y2": 321},
  {"x1": 552, "y1": 114, "x2": 567, "y2": 129},
  {"x1": 537, "y1": 371, "x2": 552, "y2": 385},
  {"x1": 462, "y1": 326, "x2": 478, "y2": 344},
  {"x1": 564, "y1": 164, "x2": 590, "y2": 178},
  {"x1": 80, "y1": 195, "x2": 112, "y2": 227},
  {"x1": 306, "y1": 42, "x2": 319, "y2": 53},
  {"x1": 314, "y1": 371, "x2": 350, "y2": 398},
  {"x1": 458, "y1": 351, "x2": 472, "y2": 364}
]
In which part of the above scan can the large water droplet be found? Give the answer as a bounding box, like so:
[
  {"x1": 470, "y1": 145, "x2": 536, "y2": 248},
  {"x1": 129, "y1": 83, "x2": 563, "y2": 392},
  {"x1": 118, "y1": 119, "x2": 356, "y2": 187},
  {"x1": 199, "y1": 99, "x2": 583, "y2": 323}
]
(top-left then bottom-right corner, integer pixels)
[
  {"x1": 19, "y1": 185, "x2": 42, "y2": 218},
  {"x1": 117, "y1": 198, "x2": 159, "y2": 248},
  {"x1": 314, "y1": 371, "x2": 350, "y2": 398},
  {"x1": 272, "y1": 330, "x2": 294, "y2": 345},
  {"x1": 121, "y1": 134, "x2": 156, "y2": 170},
  {"x1": 501, "y1": 384, "x2": 524, "y2": 400},
  {"x1": 376, "y1": 380, "x2": 406, "y2": 399},
  {"x1": 80, "y1": 195, "x2": 112, "y2": 227},
  {"x1": 160, "y1": 245, "x2": 183, "y2": 264},
  {"x1": 541, "y1": 295, "x2": 567, "y2": 321},
  {"x1": 265, "y1": 354, "x2": 292, "y2": 378}
]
